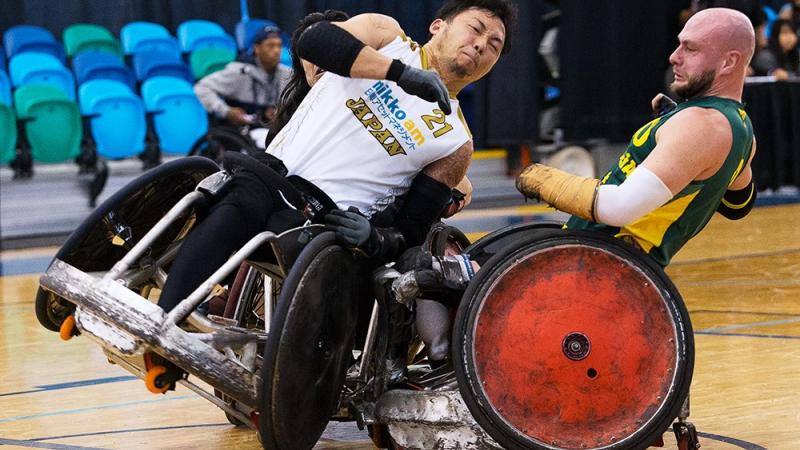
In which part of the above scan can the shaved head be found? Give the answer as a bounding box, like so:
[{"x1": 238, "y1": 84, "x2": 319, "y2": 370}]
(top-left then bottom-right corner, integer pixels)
[
  {"x1": 684, "y1": 8, "x2": 756, "y2": 65},
  {"x1": 669, "y1": 7, "x2": 755, "y2": 100}
]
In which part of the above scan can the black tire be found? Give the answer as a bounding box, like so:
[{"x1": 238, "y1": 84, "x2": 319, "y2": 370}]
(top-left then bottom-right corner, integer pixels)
[
  {"x1": 260, "y1": 232, "x2": 369, "y2": 450},
  {"x1": 189, "y1": 126, "x2": 257, "y2": 164},
  {"x1": 423, "y1": 221, "x2": 471, "y2": 256},
  {"x1": 35, "y1": 157, "x2": 220, "y2": 331},
  {"x1": 453, "y1": 229, "x2": 694, "y2": 450},
  {"x1": 463, "y1": 220, "x2": 562, "y2": 265}
]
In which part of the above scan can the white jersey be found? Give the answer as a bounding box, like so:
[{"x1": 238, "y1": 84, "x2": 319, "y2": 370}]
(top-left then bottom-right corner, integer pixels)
[{"x1": 266, "y1": 35, "x2": 471, "y2": 217}]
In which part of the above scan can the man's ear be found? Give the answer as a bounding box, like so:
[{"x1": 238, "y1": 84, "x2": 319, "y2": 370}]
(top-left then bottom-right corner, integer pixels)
[
  {"x1": 429, "y1": 18, "x2": 445, "y2": 36},
  {"x1": 720, "y1": 50, "x2": 742, "y2": 75}
]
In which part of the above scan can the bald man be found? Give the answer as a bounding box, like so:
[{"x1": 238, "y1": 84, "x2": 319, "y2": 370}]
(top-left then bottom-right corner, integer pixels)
[{"x1": 516, "y1": 7, "x2": 758, "y2": 266}]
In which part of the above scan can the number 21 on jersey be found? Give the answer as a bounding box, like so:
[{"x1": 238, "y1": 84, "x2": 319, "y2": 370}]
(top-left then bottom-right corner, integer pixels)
[{"x1": 421, "y1": 109, "x2": 453, "y2": 138}]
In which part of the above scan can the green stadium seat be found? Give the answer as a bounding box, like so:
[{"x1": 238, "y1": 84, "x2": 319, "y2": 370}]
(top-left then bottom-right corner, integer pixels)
[
  {"x1": 14, "y1": 84, "x2": 82, "y2": 163},
  {"x1": 0, "y1": 105, "x2": 16, "y2": 164},
  {"x1": 63, "y1": 23, "x2": 122, "y2": 57},
  {"x1": 189, "y1": 47, "x2": 235, "y2": 79}
]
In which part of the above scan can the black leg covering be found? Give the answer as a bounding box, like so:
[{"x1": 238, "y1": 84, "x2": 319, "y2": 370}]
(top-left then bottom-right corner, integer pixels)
[{"x1": 158, "y1": 171, "x2": 279, "y2": 312}]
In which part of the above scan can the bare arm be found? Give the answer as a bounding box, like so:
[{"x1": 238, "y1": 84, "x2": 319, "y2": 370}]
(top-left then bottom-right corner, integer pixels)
[
  {"x1": 422, "y1": 141, "x2": 474, "y2": 189},
  {"x1": 643, "y1": 107, "x2": 732, "y2": 195},
  {"x1": 333, "y1": 14, "x2": 404, "y2": 80}
]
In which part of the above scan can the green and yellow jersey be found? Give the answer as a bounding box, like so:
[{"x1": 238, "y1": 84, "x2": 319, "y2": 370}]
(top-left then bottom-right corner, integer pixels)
[{"x1": 566, "y1": 96, "x2": 754, "y2": 266}]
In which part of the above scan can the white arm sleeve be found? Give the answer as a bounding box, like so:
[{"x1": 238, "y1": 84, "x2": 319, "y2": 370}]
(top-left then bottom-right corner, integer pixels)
[{"x1": 595, "y1": 166, "x2": 673, "y2": 227}]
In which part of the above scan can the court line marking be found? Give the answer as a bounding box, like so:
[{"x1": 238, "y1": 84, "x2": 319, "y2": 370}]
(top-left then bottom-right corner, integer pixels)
[
  {"x1": 0, "y1": 395, "x2": 195, "y2": 423},
  {"x1": 697, "y1": 431, "x2": 768, "y2": 450},
  {"x1": 0, "y1": 375, "x2": 137, "y2": 398},
  {"x1": 29, "y1": 423, "x2": 229, "y2": 442},
  {"x1": 696, "y1": 331, "x2": 800, "y2": 340},
  {"x1": 671, "y1": 247, "x2": 800, "y2": 266},
  {"x1": 691, "y1": 309, "x2": 800, "y2": 317},
  {"x1": 700, "y1": 316, "x2": 800, "y2": 333},
  {"x1": 0, "y1": 439, "x2": 107, "y2": 450}
]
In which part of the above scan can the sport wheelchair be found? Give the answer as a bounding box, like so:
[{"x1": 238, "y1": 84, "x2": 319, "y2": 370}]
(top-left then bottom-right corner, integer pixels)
[{"x1": 37, "y1": 155, "x2": 699, "y2": 450}]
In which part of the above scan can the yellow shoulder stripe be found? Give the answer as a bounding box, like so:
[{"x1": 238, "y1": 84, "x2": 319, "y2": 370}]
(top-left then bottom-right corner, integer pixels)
[
  {"x1": 615, "y1": 190, "x2": 701, "y2": 253},
  {"x1": 456, "y1": 106, "x2": 472, "y2": 139}
]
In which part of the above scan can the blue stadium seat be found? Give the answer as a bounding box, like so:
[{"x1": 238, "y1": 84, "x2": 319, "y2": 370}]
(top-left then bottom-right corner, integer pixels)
[
  {"x1": 79, "y1": 79, "x2": 146, "y2": 159},
  {"x1": 0, "y1": 70, "x2": 11, "y2": 105},
  {"x1": 72, "y1": 51, "x2": 135, "y2": 91},
  {"x1": 3, "y1": 25, "x2": 66, "y2": 63},
  {"x1": 120, "y1": 22, "x2": 179, "y2": 55},
  {"x1": 0, "y1": 49, "x2": 6, "y2": 72},
  {"x1": 133, "y1": 49, "x2": 193, "y2": 83},
  {"x1": 235, "y1": 18, "x2": 278, "y2": 52},
  {"x1": 141, "y1": 76, "x2": 208, "y2": 155},
  {"x1": 177, "y1": 20, "x2": 237, "y2": 53},
  {"x1": 280, "y1": 45, "x2": 292, "y2": 67},
  {"x1": 9, "y1": 52, "x2": 76, "y2": 100},
  {"x1": 0, "y1": 70, "x2": 16, "y2": 163}
]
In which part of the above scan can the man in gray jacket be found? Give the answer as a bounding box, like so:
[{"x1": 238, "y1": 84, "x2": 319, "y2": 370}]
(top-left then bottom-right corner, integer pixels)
[{"x1": 194, "y1": 26, "x2": 292, "y2": 126}]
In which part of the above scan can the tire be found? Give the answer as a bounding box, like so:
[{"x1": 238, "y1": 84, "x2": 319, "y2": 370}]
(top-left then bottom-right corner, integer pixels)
[
  {"x1": 453, "y1": 229, "x2": 694, "y2": 450},
  {"x1": 189, "y1": 126, "x2": 257, "y2": 164},
  {"x1": 35, "y1": 157, "x2": 220, "y2": 331}
]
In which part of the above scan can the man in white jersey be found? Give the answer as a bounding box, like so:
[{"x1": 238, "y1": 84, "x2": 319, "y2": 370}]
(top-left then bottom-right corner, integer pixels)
[{"x1": 158, "y1": 0, "x2": 517, "y2": 312}]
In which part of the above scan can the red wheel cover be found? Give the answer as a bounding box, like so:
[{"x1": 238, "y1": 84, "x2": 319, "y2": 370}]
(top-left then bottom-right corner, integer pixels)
[{"x1": 471, "y1": 245, "x2": 679, "y2": 448}]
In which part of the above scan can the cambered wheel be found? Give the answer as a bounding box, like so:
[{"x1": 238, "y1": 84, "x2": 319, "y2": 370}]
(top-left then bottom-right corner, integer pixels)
[
  {"x1": 453, "y1": 229, "x2": 694, "y2": 450},
  {"x1": 260, "y1": 232, "x2": 369, "y2": 450},
  {"x1": 35, "y1": 157, "x2": 220, "y2": 331},
  {"x1": 189, "y1": 126, "x2": 257, "y2": 164},
  {"x1": 463, "y1": 220, "x2": 562, "y2": 265}
]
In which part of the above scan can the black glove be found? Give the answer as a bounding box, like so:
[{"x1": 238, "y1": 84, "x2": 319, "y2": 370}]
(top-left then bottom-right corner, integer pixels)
[
  {"x1": 395, "y1": 246, "x2": 434, "y2": 273},
  {"x1": 325, "y1": 208, "x2": 374, "y2": 248},
  {"x1": 386, "y1": 59, "x2": 451, "y2": 115},
  {"x1": 325, "y1": 208, "x2": 406, "y2": 259}
]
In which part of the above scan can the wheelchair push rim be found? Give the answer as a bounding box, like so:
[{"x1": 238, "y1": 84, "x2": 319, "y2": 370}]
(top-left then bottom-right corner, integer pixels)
[{"x1": 453, "y1": 230, "x2": 694, "y2": 450}]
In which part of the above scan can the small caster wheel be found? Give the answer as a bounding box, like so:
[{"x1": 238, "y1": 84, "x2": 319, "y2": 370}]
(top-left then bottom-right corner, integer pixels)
[
  {"x1": 145, "y1": 366, "x2": 170, "y2": 394},
  {"x1": 59, "y1": 315, "x2": 78, "y2": 341}
]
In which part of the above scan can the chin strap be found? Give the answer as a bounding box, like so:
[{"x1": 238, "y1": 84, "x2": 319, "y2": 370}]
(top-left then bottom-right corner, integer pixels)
[{"x1": 516, "y1": 163, "x2": 600, "y2": 222}]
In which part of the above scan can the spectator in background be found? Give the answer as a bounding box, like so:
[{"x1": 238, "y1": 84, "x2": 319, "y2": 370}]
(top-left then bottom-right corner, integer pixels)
[
  {"x1": 749, "y1": 8, "x2": 772, "y2": 75},
  {"x1": 759, "y1": 19, "x2": 800, "y2": 78},
  {"x1": 194, "y1": 26, "x2": 291, "y2": 127},
  {"x1": 779, "y1": 0, "x2": 800, "y2": 30}
]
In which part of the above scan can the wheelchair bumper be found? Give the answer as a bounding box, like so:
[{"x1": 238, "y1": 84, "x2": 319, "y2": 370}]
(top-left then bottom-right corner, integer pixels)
[
  {"x1": 40, "y1": 259, "x2": 262, "y2": 410},
  {"x1": 375, "y1": 389, "x2": 502, "y2": 450}
]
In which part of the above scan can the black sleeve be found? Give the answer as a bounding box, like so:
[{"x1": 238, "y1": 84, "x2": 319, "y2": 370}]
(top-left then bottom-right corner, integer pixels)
[
  {"x1": 393, "y1": 173, "x2": 453, "y2": 247},
  {"x1": 296, "y1": 21, "x2": 366, "y2": 78},
  {"x1": 716, "y1": 181, "x2": 756, "y2": 220}
]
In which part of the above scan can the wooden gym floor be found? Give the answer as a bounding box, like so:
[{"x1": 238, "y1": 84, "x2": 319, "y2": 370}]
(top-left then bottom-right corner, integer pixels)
[{"x1": 1, "y1": 203, "x2": 798, "y2": 449}]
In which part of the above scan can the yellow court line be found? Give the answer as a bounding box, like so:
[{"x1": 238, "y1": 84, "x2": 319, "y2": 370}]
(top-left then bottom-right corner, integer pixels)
[
  {"x1": 465, "y1": 231, "x2": 488, "y2": 242},
  {"x1": 454, "y1": 203, "x2": 558, "y2": 219},
  {"x1": 472, "y1": 149, "x2": 507, "y2": 160}
]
